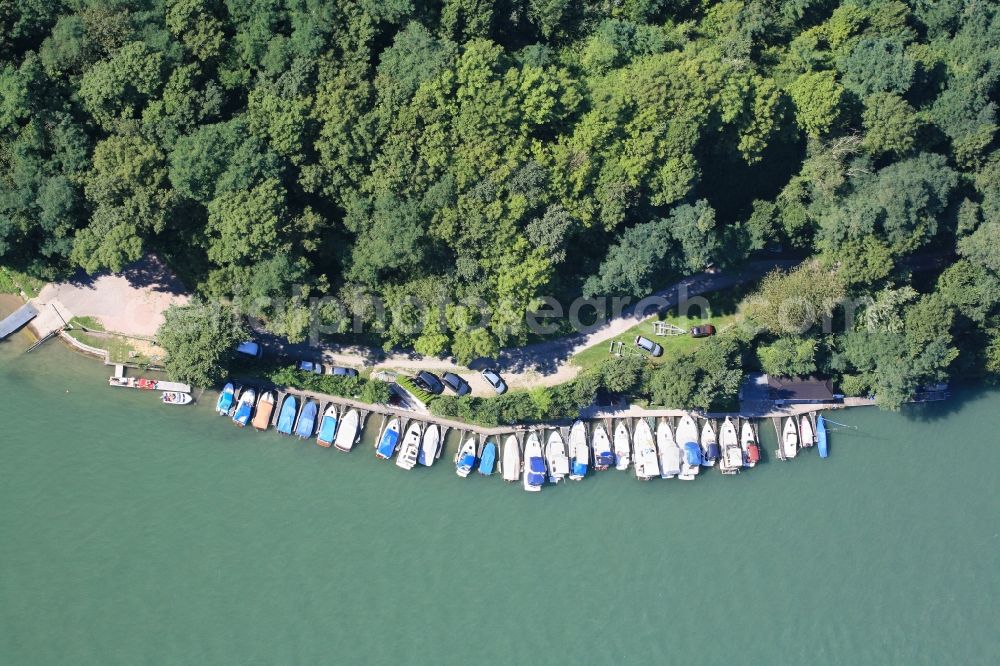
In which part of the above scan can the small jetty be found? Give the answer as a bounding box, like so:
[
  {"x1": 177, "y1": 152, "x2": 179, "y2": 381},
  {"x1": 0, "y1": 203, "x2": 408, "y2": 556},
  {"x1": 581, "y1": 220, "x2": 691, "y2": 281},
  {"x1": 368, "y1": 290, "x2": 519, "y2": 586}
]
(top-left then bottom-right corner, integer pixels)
[
  {"x1": 108, "y1": 365, "x2": 191, "y2": 393},
  {"x1": 0, "y1": 303, "x2": 38, "y2": 340}
]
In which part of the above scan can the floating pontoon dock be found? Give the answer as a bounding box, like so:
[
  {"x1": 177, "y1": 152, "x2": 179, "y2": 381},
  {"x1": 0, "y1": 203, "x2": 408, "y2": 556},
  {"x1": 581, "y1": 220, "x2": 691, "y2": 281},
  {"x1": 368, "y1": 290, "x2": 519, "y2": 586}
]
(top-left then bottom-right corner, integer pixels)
[{"x1": 0, "y1": 304, "x2": 38, "y2": 340}]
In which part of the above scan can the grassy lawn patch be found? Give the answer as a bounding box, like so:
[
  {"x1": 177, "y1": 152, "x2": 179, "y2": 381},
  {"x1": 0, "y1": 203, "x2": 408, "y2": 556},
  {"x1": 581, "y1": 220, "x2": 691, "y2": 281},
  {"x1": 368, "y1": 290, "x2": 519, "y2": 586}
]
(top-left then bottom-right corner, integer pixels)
[
  {"x1": 69, "y1": 316, "x2": 106, "y2": 331},
  {"x1": 570, "y1": 300, "x2": 743, "y2": 371},
  {"x1": 65, "y1": 329, "x2": 156, "y2": 366},
  {"x1": 0, "y1": 267, "x2": 45, "y2": 298}
]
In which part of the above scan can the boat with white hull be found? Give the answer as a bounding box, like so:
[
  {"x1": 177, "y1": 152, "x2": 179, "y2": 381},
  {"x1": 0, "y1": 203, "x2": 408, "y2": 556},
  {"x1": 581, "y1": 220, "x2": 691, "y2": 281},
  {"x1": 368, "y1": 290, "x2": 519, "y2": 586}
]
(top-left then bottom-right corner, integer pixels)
[
  {"x1": 677, "y1": 415, "x2": 701, "y2": 480},
  {"x1": 741, "y1": 419, "x2": 760, "y2": 467},
  {"x1": 799, "y1": 415, "x2": 815, "y2": 449},
  {"x1": 334, "y1": 408, "x2": 360, "y2": 452},
  {"x1": 418, "y1": 424, "x2": 440, "y2": 466},
  {"x1": 502, "y1": 436, "x2": 521, "y2": 483},
  {"x1": 656, "y1": 419, "x2": 681, "y2": 479},
  {"x1": 545, "y1": 430, "x2": 569, "y2": 483},
  {"x1": 396, "y1": 422, "x2": 423, "y2": 470},
  {"x1": 701, "y1": 420, "x2": 719, "y2": 467},
  {"x1": 592, "y1": 424, "x2": 614, "y2": 471},
  {"x1": 613, "y1": 421, "x2": 631, "y2": 471},
  {"x1": 568, "y1": 421, "x2": 588, "y2": 481},
  {"x1": 719, "y1": 417, "x2": 742, "y2": 474},
  {"x1": 455, "y1": 438, "x2": 477, "y2": 477},
  {"x1": 633, "y1": 419, "x2": 659, "y2": 480},
  {"x1": 523, "y1": 433, "x2": 545, "y2": 492},
  {"x1": 781, "y1": 417, "x2": 798, "y2": 459}
]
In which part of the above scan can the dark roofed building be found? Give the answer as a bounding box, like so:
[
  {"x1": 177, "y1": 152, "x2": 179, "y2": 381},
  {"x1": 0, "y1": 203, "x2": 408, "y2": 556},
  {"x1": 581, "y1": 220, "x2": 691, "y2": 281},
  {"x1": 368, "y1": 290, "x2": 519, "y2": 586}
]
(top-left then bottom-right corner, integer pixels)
[{"x1": 766, "y1": 376, "x2": 838, "y2": 404}]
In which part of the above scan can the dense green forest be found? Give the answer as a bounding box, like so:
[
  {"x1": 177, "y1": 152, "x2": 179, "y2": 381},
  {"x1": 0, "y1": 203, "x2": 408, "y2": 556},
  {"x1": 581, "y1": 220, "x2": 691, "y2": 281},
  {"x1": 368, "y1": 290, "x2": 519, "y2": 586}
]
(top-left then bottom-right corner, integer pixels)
[{"x1": 2, "y1": 1, "x2": 1000, "y2": 409}]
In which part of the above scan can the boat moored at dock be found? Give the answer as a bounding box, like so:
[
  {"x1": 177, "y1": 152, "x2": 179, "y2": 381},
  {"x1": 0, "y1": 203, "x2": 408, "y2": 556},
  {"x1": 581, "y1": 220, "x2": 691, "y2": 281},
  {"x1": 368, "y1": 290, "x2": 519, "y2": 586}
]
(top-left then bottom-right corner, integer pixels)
[
  {"x1": 719, "y1": 417, "x2": 741, "y2": 474},
  {"x1": 395, "y1": 422, "x2": 422, "y2": 470},
  {"x1": 568, "y1": 421, "x2": 589, "y2": 481},
  {"x1": 502, "y1": 436, "x2": 521, "y2": 483},
  {"x1": 799, "y1": 414, "x2": 815, "y2": 449},
  {"x1": 294, "y1": 399, "x2": 318, "y2": 439},
  {"x1": 523, "y1": 433, "x2": 545, "y2": 492},
  {"x1": 479, "y1": 439, "x2": 497, "y2": 476},
  {"x1": 656, "y1": 419, "x2": 681, "y2": 479},
  {"x1": 334, "y1": 408, "x2": 360, "y2": 452},
  {"x1": 677, "y1": 415, "x2": 701, "y2": 480},
  {"x1": 781, "y1": 417, "x2": 799, "y2": 459},
  {"x1": 216, "y1": 382, "x2": 236, "y2": 415},
  {"x1": 701, "y1": 420, "x2": 719, "y2": 467},
  {"x1": 375, "y1": 418, "x2": 401, "y2": 460},
  {"x1": 816, "y1": 415, "x2": 829, "y2": 458},
  {"x1": 316, "y1": 404, "x2": 338, "y2": 447},
  {"x1": 632, "y1": 419, "x2": 659, "y2": 481},
  {"x1": 592, "y1": 423, "x2": 614, "y2": 470},
  {"x1": 418, "y1": 424, "x2": 440, "y2": 467},
  {"x1": 613, "y1": 421, "x2": 631, "y2": 471},
  {"x1": 251, "y1": 391, "x2": 275, "y2": 430},
  {"x1": 232, "y1": 387, "x2": 256, "y2": 427},
  {"x1": 276, "y1": 395, "x2": 299, "y2": 435},
  {"x1": 455, "y1": 438, "x2": 477, "y2": 477},
  {"x1": 545, "y1": 430, "x2": 569, "y2": 483},
  {"x1": 741, "y1": 419, "x2": 760, "y2": 467}
]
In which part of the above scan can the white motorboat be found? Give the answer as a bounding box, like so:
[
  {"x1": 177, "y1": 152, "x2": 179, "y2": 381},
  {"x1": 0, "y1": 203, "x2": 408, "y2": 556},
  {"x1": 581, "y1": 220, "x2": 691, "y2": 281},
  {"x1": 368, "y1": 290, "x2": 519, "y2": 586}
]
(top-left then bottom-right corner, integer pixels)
[
  {"x1": 162, "y1": 391, "x2": 192, "y2": 405},
  {"x1": 613, "y1": 421, "x2": 631, "y2": 471},
  {"x1": 632, "y1": 419, "x2": 660, "y2": 480},
  {"x1": 334, "y1": 408, "x2": 360, "y2": 452},
  {"x1": 395, "y1": 422, "x2": 423, "y2": 470},
  {"x1": 656, "y1": 419, "x2": 681, "y2": 479},
  {"x1": 592, "y1": 423, "x2": 614, "y2": 470},
  {"x1": 545, "y1": 430, "x2": 570, "y2": 483},
  {"x1": 455, "y1": 437, "x2": 477, "y2": 477},
  {"x1": 799, "y1": 415, "x2": 815, "y2": 449},
  {"x1": 719, "y1": 417, "x2": 742, "y2": 474},
  {"x1": 418, "y1": 424, "x2": 440, "y2": 466},
  {"x1": 523, "y1": 432, "x2": 544, "y2": 492},
  {"x1": 701, "y1": 420, "x2": 719, "y2": 467},
  {"x1": 676, "y1": 414, "x2": 701, "y2": 480},
  {"x1": 502, "y1": 435, "x2": 521, "y2": 482},
  {"x1": 741, "y1": 419, "x2": 760, "y2": 467}
]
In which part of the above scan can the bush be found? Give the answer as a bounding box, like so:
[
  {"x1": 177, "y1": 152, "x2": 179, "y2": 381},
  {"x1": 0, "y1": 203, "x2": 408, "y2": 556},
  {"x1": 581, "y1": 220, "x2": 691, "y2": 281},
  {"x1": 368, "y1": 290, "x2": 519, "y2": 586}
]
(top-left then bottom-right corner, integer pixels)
[
  {"x1": 839, "y1": 373, "x2": 871, "y2": 397},
  {"x1": 267, "y1": 365, "x2": 391, "y2": 404}
]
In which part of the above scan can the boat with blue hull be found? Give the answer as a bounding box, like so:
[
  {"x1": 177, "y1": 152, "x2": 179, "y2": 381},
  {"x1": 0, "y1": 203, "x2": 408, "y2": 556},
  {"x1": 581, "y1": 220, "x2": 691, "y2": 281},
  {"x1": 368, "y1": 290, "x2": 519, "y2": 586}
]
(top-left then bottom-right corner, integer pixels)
[
  {"x1": 375, "y1": 418, "x2": 401, "y2": 460},
  {"x1": 216, "y1": 382, "x2": 236, "y2": 415},
  {"x1": 479, "y1": 440, "x2": 497, "y2": 476},
  {"x1": 316, "y1": 405, "x2": 338, "y2": 448},
  {"x1": 817, "y1": 415, "x2": 829, "y2": 458},
  {"x1": 232, "y1": 388, "x2": 256, "y2": 427},
  {"x1": 456, "y1": 438, "x2": 477, "y2": 477},
  {"x1": 294, "y1": 400, "x2": 318, "y2": 439},
  {"x1": 276, "y1": 395, "x2": 299, "y2": 435}
]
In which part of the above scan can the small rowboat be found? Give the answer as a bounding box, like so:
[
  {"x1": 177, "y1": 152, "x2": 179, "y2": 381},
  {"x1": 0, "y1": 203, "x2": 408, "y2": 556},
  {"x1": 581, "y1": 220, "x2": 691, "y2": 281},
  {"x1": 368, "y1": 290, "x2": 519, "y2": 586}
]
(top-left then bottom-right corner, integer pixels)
[{"x1": 162, "y1": 392, "x2": 192, "y2": 405}]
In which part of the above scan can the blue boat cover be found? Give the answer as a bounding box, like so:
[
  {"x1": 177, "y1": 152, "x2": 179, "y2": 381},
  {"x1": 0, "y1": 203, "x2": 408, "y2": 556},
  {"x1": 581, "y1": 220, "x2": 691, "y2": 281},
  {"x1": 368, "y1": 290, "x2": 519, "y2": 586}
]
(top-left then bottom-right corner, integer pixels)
[
  {"x1": 596, "y1": 452, "x2": 615, "y2": 466},
  {"x1": 377, "y1": 430, "x2": 399, "y2": 457},
  {"x1": 529, "y1": 457, "x2": 545, "y2": 473},
  {"x1": 217, "y1": 388, "x2": 235, "y2": 413},
  {"x1": 707, "y1": 443, "x2": 721, "y2": 459},
  {"x1": 318, "y1": 415, "x2": 337, "y2": 442},
  {"x1": 233, "y1": 402, "x2": 252, "y2": 424},
  {"x1": 295, "y1": 402, "x2": 318, "y2": 437},
  {"x1": 457, "y1": 453, "x2": 476, "y2": 471},
  {"x1": 479, "y1": 444, "x2": 496, "y2": 475},
  {"x1": 684, "y1": 442, "x2": 703, "y2": 465},
  {"x1": 817, "y1": 415, "x2": 829, "y2": 458},
  {"x1": 527, "y1": 472, "x2": 546, "y2": 486},
  {"x1": 571, "y1": 460, "x2": 587, "y2": 476},
  {"x1": 277, "y1": 397, "x2": 298, "y2": 434}
]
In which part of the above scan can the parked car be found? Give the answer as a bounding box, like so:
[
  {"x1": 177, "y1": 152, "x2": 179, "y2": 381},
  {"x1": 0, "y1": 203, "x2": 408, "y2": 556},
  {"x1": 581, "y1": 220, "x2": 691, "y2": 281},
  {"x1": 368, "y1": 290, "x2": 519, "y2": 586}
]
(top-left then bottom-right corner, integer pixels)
[
  {"x1": 298, "y1": 360, "x2": 324, "y2": 374},
  {"x1": 441, "y1": 372, "x2": 471, "y2": 396},
  {"x1": 330, "y1": 366, "x2": 359, "y2": 377},
  {"x1": 235, "y1": 340, "x2": 263, "y2": 358},
  {"x1": 414, "y1": 371, "x2": 444, "y2": 395},
  {"x1": 481, "y1": 369, "x2": 508, "y2": 395},
  {"x1": 690, "y1": 324, "x2": 716, "y2": 338},
  {"x1": 634, "y1": 336, "x2": 663, "y2": 357}
]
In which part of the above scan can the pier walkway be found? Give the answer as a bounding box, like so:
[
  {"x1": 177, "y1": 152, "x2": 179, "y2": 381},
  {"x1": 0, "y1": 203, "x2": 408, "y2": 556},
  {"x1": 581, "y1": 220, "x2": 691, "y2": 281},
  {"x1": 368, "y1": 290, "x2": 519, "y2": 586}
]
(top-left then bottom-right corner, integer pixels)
[{"x1": 0, "y1": 304, "x2": 38, "y2": 340}]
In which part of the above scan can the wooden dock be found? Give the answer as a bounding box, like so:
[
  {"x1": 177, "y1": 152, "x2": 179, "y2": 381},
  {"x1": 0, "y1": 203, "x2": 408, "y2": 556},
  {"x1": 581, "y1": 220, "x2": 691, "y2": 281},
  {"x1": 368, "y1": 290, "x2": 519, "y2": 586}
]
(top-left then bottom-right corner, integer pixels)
[{"x1": 0, "y1": 303, "x2": 38, "y2": 340}]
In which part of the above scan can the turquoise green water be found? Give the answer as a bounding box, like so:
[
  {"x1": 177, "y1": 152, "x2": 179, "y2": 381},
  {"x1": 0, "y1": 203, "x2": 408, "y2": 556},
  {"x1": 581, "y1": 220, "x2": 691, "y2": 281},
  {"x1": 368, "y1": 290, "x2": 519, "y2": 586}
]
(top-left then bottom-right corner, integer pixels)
[{"x1": 1, "y1": 322, "x2": 999, "y2": 664}]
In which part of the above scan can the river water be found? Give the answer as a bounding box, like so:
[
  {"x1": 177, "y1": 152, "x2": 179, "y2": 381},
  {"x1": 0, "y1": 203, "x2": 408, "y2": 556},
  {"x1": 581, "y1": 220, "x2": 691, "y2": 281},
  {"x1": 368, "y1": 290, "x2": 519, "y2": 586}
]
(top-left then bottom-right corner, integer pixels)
[{"x1": 1, "y1": 310, "x2": 998, "y2": 664}]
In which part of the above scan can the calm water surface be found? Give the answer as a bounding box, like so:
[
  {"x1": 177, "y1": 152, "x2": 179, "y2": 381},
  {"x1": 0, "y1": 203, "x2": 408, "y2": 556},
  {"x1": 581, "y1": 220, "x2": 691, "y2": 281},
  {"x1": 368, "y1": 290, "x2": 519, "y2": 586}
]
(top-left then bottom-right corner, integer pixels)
[{"x1": 1, "y1": 312, "x2": 998, "y2": 664}]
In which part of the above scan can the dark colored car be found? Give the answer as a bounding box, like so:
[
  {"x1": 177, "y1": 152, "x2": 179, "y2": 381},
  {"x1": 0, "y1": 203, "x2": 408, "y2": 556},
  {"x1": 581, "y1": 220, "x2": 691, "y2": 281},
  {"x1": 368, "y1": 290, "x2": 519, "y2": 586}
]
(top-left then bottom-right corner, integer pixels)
[
  {"x1": 634, "y1": 336, "x2": 664, "y2": 357},
  {"x1": 690, "y1": 325, "x2": 717, "y2": 338},
  {"x1": 298, "y1": 360, "x2": 324, "y2": 374},
  {"x1": 441, "y1": 372, "x2": 471, "y2": 396},
  {"x1": 330, "y1": 366, "x2": 359, "y2": 377},
  {"x1": 415, "y1": 371, "x2": 445, "y2": 395},
  {"x1": 481, "y1": 369, "x2": 508, "y2": 395}
]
